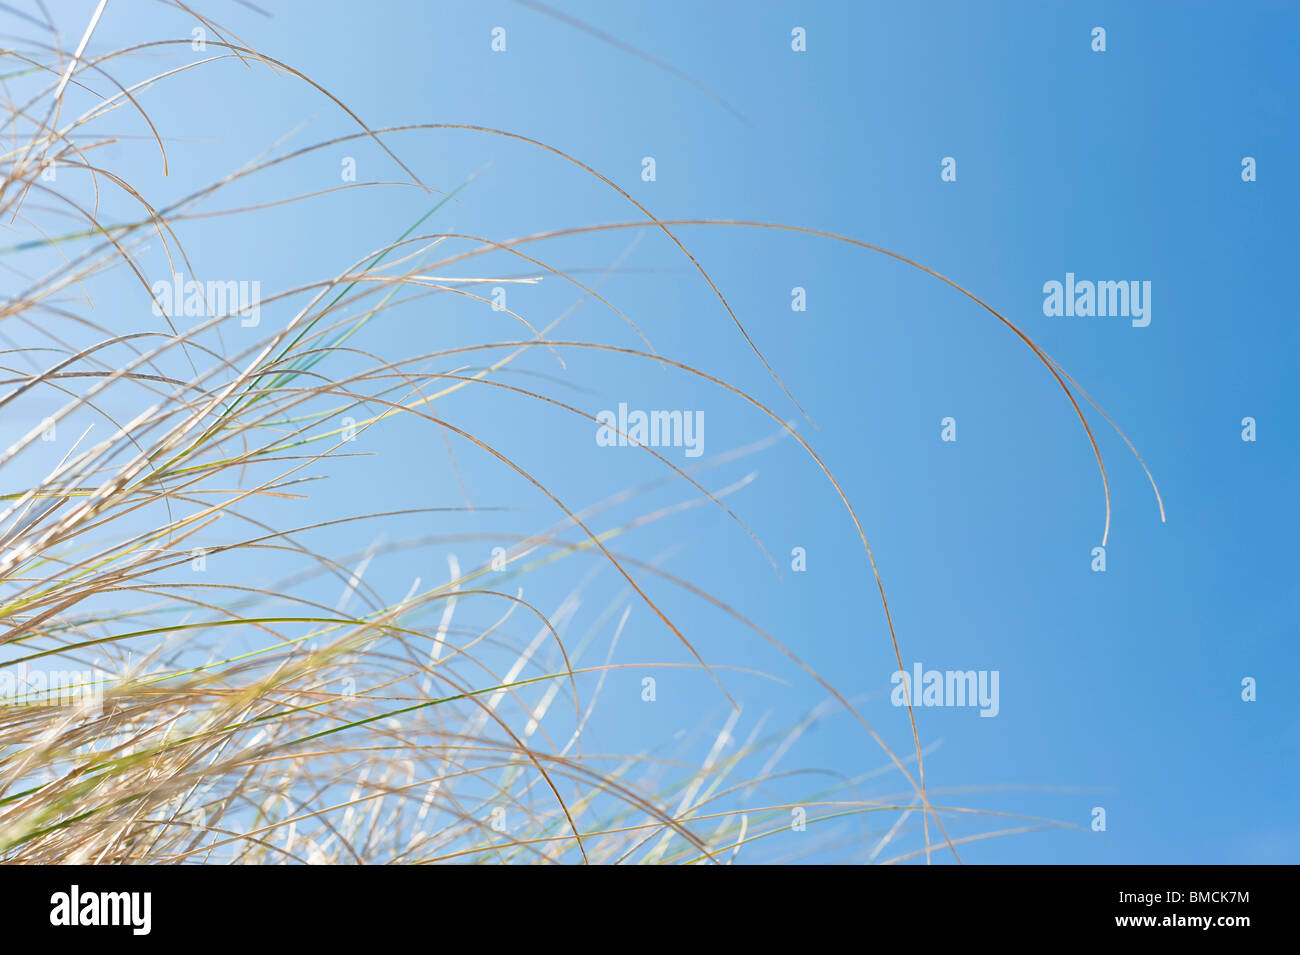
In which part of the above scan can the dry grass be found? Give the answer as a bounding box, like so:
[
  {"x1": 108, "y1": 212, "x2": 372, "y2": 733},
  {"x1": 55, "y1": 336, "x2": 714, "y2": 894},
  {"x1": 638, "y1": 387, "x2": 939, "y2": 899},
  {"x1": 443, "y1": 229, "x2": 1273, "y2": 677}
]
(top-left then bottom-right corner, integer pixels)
[{"x1": 0, "y1": 3, "x2": 1159, "y2": 864}]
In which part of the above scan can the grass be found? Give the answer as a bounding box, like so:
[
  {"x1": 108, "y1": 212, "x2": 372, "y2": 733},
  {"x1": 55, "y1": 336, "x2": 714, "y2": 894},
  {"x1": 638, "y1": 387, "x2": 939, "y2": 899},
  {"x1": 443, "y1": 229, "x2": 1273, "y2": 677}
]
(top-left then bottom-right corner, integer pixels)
[{"x1": 0, "y1": 2, "x2": 1160, "y2": 864}]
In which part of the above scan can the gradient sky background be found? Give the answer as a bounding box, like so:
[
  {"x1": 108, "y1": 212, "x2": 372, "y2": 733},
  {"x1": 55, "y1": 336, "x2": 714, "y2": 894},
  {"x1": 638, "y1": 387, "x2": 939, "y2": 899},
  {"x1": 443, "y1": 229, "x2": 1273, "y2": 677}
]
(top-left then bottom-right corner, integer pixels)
[{"x1": 16, "y1": 0, "x2": 1297, "y2": 863}]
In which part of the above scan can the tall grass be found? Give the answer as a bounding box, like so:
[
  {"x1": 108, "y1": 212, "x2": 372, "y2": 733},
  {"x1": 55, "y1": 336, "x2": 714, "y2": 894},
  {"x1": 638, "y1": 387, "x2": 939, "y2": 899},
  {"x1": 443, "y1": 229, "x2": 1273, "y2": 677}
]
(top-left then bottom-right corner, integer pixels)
[{"x1": 0, "y1": 3, "x2": 1159, "y2": 864}]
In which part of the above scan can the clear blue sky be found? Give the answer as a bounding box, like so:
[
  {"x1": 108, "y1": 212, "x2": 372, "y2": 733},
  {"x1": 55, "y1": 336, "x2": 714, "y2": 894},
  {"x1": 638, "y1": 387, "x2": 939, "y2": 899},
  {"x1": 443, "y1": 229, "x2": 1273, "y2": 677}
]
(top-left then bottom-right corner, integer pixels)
[{"x1": 26, "y1": 0, "x2": 1298, "y2": 863}]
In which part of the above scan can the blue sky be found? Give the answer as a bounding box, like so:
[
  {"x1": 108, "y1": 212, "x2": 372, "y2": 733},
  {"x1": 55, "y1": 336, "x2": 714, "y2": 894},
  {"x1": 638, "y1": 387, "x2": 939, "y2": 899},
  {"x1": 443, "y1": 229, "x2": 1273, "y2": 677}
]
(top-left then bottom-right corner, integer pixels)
[{"x1": 17, "y1": 0, "x2": 1297, "y2": 862}]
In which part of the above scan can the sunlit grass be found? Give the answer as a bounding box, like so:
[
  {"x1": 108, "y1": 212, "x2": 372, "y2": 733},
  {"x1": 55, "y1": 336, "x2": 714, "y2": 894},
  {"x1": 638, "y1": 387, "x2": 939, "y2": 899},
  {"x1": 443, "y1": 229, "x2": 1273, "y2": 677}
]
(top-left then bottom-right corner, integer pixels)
[{"x1": 0, "y1": 2, "x2": 1159, "y2": 864}]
